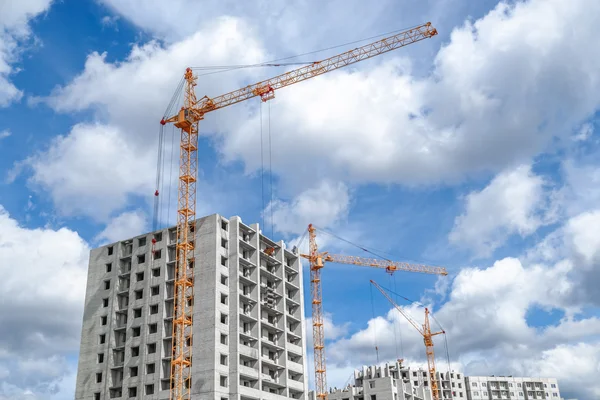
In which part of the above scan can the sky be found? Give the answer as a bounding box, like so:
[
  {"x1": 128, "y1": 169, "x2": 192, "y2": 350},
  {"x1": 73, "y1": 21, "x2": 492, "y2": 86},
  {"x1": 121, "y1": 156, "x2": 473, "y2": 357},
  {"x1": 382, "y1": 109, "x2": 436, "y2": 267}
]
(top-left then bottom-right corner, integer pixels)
[{"x1": 0, "y1": 0, "x2": 599, "y2": 399}]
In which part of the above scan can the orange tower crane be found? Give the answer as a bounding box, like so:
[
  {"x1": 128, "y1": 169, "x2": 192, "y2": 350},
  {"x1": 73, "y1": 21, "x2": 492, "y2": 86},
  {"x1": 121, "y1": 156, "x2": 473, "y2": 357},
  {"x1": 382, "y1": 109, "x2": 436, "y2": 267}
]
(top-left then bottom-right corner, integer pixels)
[
  {"x1": 160, "y1": 22, "x2": 438, "y2": 400},
  {"x1": 301, "y1": 224, "x2": 447, "y2": 400},
  {"x1": 370, "y1": 280, "x2": 445, "y2": 400}
]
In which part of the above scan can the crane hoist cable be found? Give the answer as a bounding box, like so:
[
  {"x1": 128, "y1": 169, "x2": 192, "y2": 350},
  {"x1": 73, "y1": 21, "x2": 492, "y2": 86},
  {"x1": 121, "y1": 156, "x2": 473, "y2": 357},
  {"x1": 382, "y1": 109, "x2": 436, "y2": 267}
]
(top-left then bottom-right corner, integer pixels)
[
  {"x1": 166, "y1": 124, "x2": 175, "y2": 227},
  {"x1": 268, "y1": 100, "x2": 274, "y2": 238},
  {"x1": 153, "y1": 124, "x2": 165, "y2": 232},
  {"x1": 389, "y1": 273, "x2": 402, "y2": 360},
  {"x1": 260, "y1": 103, "x2": 265, "y2": 229},
  {"x1": 369, "y1": 283, "x2": 380, "y2": 363},
  {"x1": 258, "y1": 100, "x2": 275, "y2": 236}
]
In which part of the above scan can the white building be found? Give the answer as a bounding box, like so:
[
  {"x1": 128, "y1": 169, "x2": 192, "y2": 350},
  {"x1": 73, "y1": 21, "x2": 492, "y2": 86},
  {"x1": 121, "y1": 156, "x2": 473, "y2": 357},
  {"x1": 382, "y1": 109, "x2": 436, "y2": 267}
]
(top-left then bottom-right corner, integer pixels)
[
  {"x1": 310, "y1": 362, "x2": 563, "y2": 400},
  {"x1": 74, "y1": 214, "x2": 308, "y2": 400},
  {"x1": 465, "y1": 376, "x2": 561, "y2": 400},
  {"x1": 310, "y1": 360, "x2": 467, "y2": 400}
]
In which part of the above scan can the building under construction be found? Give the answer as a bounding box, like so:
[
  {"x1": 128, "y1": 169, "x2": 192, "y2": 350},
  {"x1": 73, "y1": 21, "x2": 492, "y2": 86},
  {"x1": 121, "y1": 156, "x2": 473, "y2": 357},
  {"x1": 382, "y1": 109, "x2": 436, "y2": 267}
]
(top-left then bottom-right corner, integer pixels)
[
  {"x1": 74, "y1": 214, "x2": 308, "y2": 400},
  {"x1": 310, "y1": 361, "x2": 562, "y2": 400},
  {"x1": 309, "y1": 361, "x2": 467, "y2": 400}
]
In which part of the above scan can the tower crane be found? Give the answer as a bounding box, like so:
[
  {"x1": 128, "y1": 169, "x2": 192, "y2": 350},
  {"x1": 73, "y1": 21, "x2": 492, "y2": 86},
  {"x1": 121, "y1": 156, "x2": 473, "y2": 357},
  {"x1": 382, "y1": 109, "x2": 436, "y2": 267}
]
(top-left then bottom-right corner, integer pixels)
[
  {"x1": 160, "y1": 22, "x2": 438, "y2": 400},
  {"x1": 370, "y1": 280, "x2": 445, "y2": 400},
  {"x1": 301, "y1": 224, "x2": 447, "y2": 400}
]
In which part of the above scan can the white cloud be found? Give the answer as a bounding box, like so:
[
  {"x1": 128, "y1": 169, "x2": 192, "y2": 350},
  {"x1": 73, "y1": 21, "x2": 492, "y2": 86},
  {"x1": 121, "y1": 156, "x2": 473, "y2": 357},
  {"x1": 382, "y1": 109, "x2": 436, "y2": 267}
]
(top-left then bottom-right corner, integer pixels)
[
  {"x1": 0, "y1": 130, "x2": 10, "y2": 140},
  {"x1": 18, "y1": 17, "x2": 266, "y2": 220},
  {"x1": 217, "y1": 0, "x2": 600, "y2": 189},
  {"x1": 97, "y1": 0, "x2": 409, "y2": 50},
  {"x1": 324, "y1": 255, "x2": 598, "y2": 398},
  {"x1": 565, "y1": 210, "x2": 600, "y2": 264},
  {"x1": 560, "y1": 159, "x2": 600, "y2": 217},
  {"x1": 0, "y1": 0, "x2": 53, "y2": 107},
  {"x1": 517, "y1": 342, "x2": 600, "y2": 399},
  {"x1": 100, "y1": 15, "x2": 119, "y2": 29},
  {"x1": 573, "y1": 122, "x2": 593, "y2": 142},
  {"x1": 0, "y1": 205, "x2": 89, "y2": 398},
  {"x1": 267, "y1": 181, "x2": 350, "y2": 236},
  {"x1": 22, "y1": 123, "x2": 155, "y2": 221},
  {"x1": 95, "y1": 209, "x2": 147, "y2": 244},
  {"x1": 526, "y1": 207, "x2": 600, "y2": 307},
  {"x1": 449, "y1": 165, "x2": 558, "y2": 257},
  {"x1": 320, "y1": 189, "x2": 600, "y2": 398},
  {"x1": 21, "y1": 0, "x2": 600, "y2": 222}
]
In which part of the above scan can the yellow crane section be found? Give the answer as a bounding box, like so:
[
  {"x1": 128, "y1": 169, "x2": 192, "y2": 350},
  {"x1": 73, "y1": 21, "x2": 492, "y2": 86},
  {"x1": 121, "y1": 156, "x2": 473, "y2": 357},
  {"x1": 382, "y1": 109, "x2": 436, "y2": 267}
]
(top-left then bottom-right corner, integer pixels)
[
  {"x1": 161, "y1": 22, "x2": 438, "y2": 400},
  {"x1": 300, "y1": 224, "x2": 447, "y2": 400},
  {"x1": 370, "y1": 280, "x2": 445, "y2": 400}
]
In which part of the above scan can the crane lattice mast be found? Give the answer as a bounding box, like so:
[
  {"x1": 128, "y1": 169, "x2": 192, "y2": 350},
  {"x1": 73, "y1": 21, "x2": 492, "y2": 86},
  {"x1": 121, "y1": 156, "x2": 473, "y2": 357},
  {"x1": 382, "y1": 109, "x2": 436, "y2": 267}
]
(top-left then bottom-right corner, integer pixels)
[
  {"x1": 370, "y1": 280, "x2": 445, "y2": 400},
  {"x1": 301, "y1": 225, "x2": 447, "y2": 400},
  {"x1": 161, "y1": 22, "x2": 438, "y2": 400}
]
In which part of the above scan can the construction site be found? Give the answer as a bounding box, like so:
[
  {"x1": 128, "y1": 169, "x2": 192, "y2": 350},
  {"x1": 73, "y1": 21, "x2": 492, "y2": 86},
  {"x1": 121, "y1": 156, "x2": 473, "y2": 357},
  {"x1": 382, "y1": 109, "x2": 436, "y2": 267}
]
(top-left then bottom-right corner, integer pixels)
[{"x1": 73, "y1": 23, "x2": 565, "y2": 400}]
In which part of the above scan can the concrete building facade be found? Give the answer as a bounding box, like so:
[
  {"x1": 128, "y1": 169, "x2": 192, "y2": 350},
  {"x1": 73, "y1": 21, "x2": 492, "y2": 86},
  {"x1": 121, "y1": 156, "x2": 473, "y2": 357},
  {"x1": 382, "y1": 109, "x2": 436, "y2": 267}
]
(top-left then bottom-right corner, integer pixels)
[
  {"x1": 75, "y1": 214, "x2": 308, "y2": 400},
  {"x1": 465, "y1": 376, "x2": 561, "y2": 400},
  {"x1": 314, "y1": 361, "x2": 467, "y2": 400}
]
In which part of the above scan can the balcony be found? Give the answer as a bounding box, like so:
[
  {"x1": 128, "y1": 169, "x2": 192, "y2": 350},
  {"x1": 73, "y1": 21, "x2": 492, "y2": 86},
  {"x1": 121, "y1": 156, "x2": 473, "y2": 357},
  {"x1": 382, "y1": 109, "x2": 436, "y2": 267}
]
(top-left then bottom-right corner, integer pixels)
[
  {"x1": 240, "y1": 237, "x2": 256, "y2": 250},
  {"x1": 285, "y1": 276, "x2": 299, "y2": 289},
  {"x1": 261, "y1": 373, "x2": 286, "y2": 389},
  {"x1": 239, "y1": 271, "x2": 257, "y2": 286},
  {"x1": 120, "y1": 241, "x2": 133, "y2": 258},
  {"x1": 260, "y1": 264, "x2": 281, "y2": 280},
  {"x1": 261, "y1": 356, "x2": 283, "y2": 370},
  {"x1": 288, "y1": 360, "x2": 304, "y2": 374},
  {"x1": 239, "y1": 365, "x2": 260, "y2": 380},
  {"x1": 260, "y1": 249, "x2": 281, "y2": 266},
  {"x1": 119, "y1": 259, "x2": 131, "y2": 275},
  {"x1": 240, "y1": 344, "x2": 259, "y2": 360},
  {"x1": 286, "y1": 311, "x2": 301, "y2": 323},
  {"x1": 240, "y1": 311, "x2": 257, "y2": 323},
  {"x1": 261, "y1": 338, "x2": 284, "y2": 352},
  {"x1": 285, "y1": 292, "x2": 301, "y2": 306},
  {"x1": 239, "y1": 384, "x2": 262, "y2": 399},
  {"x1": 287, "y1": 329, "x2": 302, "y2": 342},
  {"x1": 240, "y1": 291, "x2": 255, "y2": 304},
  {"x1": 288, "y1": 379, "x2": 304, "y2": 392},
  {"x1": 240, "y1": 255, "x2": 256, "y2": 268},
  {"x1": 287, "y1": 342, "x2": 303, "y2": 356}
]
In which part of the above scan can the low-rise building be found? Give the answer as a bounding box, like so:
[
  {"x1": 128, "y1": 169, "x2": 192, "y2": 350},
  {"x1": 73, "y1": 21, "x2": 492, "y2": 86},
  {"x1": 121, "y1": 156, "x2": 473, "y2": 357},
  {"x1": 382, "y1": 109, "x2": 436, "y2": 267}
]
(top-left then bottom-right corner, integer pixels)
[
  {"x1": 309, "y1": 362, "x2": 562, "y2": 400},
  {"x1": 465, "y1": 376, "x2": 561, "y2": 400},
  {"x1": 310, "y1": 360, "x2": 466, "y2": 400}
]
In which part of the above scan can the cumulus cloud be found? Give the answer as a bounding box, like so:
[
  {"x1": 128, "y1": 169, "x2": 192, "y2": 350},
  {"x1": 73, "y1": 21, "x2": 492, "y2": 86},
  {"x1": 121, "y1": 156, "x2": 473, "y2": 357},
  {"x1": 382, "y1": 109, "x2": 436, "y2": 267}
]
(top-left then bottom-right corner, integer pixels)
[
  {"x1": 100, "y1": 15, "x2": 119, "y2": 30},
  {"x1": 449, "y1": 165, "x2": 558, "y2": 257},
  {"x1": 322, "y1": 191, "x2": 600, "y2": 399},
  {"x1": 267, "y1": 181, "x2": 350, "y2": 236},
  {"x1": 0, "y1": 205, "x2": 89, "y2": 398},
  {"x1": 94, "y1": 209, "x2": 147, "y2": 244},
  {"x1": 17, "y1": 17, "x2": 266, "y2": 220},
  {"x1": 219, "y1": 0, "x2": 600, "y2": 189},
  {"x1": 324, "y1": 255, "x2": 598, "y2": 399},
  {"x1": 18, "y1": 0, "x2": 600, "y2": 223},
  {"x1": 0, "y1": 0, "x2": 53, "y2": 107},
  {"x1": 22, "y1": 123, "x2": 155, "y2": 221}
]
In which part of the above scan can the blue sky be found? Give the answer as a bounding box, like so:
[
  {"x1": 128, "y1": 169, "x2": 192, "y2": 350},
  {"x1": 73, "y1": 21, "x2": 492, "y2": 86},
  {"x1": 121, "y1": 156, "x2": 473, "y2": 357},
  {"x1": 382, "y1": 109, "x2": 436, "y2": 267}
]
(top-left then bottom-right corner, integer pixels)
[{"x1": 1, "y1": 0, "x2": 600, "y2": 399}]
